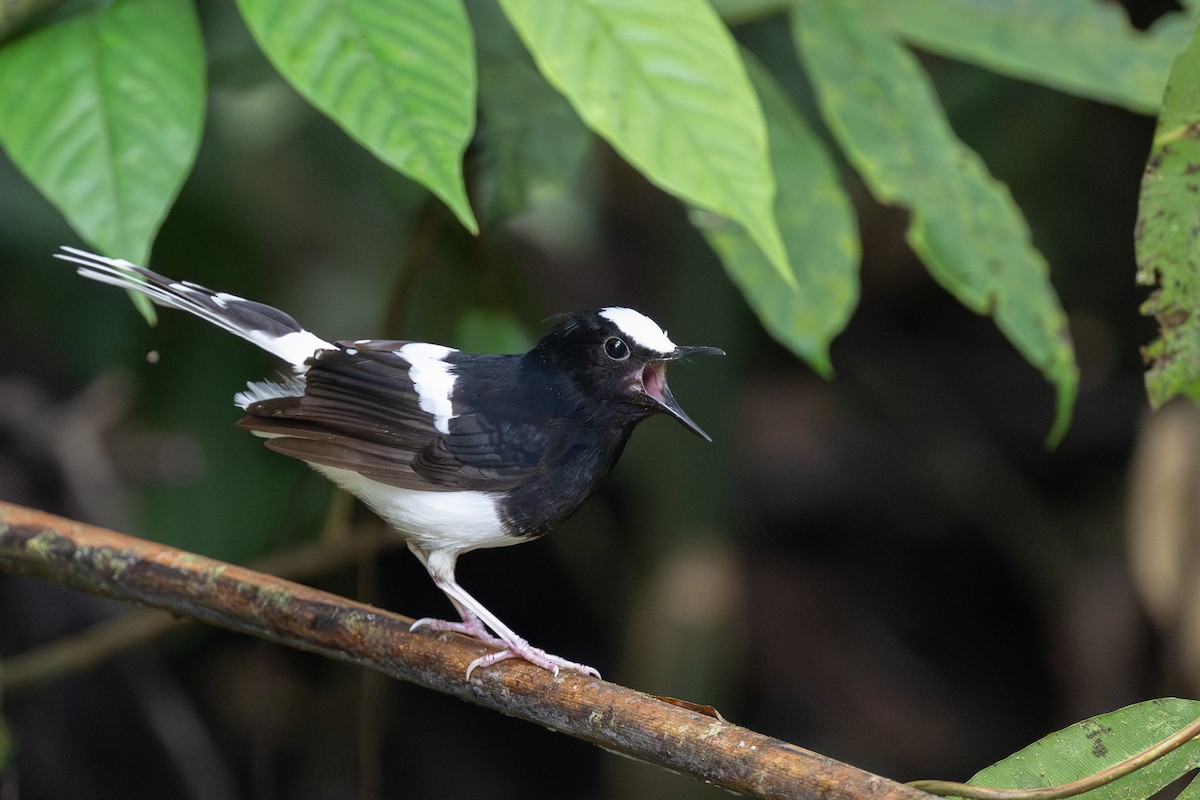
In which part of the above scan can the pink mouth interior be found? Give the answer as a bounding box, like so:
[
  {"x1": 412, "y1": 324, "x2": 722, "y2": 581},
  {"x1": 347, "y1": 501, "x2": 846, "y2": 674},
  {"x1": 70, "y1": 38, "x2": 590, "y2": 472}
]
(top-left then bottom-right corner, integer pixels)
[{"x1": 642, "y1": 362, "x2": 667, "y2": 404}]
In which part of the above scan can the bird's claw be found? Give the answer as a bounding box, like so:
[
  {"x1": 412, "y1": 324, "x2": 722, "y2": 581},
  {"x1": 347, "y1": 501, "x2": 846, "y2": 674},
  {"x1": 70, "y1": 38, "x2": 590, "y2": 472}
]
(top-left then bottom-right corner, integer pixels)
[
  {"x1": 465, "y1": 646, "x2": 601, "y2": 681},
  {"x1": 410, "y1": 617, "x2": 599, "y2": 680}
]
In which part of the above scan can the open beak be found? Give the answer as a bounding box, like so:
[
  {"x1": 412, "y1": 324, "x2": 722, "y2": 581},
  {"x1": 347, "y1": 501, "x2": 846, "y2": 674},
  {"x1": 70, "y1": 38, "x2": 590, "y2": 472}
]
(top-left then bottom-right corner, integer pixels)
[{"x1": 640, "y1": 345, "x2": 725, "y2": 442}]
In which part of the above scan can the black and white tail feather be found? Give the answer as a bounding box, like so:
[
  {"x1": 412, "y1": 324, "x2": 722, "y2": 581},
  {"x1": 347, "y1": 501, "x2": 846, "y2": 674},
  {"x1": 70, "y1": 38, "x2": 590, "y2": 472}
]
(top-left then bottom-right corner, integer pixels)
[{"x1": 56, "y1": 246, "x2": 326, "y2": 409}]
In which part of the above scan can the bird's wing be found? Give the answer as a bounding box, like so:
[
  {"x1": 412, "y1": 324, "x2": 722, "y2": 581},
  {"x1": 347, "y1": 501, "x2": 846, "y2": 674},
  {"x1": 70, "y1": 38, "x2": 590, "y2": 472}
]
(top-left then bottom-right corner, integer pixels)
[{"x1": 237, "y1": 341, "x2": 542, "y2": 492}]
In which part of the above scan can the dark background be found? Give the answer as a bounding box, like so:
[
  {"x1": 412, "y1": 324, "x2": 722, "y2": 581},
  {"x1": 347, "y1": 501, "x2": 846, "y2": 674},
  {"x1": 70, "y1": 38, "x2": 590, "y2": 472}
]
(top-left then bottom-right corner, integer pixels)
[{"x1": 0, "y1": 2, "x2": 1189, "y2": 798}]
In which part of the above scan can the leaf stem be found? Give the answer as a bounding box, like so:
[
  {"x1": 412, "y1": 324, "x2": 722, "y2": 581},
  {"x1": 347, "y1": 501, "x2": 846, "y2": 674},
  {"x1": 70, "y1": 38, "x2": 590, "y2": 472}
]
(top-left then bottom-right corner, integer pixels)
[{"x1": 910, "y1": 714, "x2": 1200, "y2": 799}]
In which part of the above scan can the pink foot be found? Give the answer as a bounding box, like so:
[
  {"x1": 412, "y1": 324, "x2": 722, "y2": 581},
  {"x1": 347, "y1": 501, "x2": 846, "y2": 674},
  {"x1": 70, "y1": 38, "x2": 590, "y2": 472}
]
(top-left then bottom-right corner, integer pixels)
[
  {"x1": 409, "y1": 617, "x2": 599, "y2": 680},
  {"x1": 410, "y1": 615, "x2": 507, "y2": 649},
  {"x1": 465, "y1": 645, "x2": 601, "y2": 681}
]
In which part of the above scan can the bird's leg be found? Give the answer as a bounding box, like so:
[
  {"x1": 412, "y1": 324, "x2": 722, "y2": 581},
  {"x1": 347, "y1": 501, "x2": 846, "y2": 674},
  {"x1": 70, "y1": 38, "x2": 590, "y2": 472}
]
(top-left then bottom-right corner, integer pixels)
[
  {"x1": 406, "y1": 543, "x2": 505, "y2": 646},
  {"x1": 407, "y1": 545, "x2": 600, "y2": 680}
]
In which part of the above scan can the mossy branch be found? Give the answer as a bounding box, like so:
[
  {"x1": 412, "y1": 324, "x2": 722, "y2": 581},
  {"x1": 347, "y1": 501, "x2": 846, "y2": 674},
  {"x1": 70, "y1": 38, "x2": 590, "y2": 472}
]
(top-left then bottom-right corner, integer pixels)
[{"x1": 0, "y1": 499, "x2": 930, "y2": 800}]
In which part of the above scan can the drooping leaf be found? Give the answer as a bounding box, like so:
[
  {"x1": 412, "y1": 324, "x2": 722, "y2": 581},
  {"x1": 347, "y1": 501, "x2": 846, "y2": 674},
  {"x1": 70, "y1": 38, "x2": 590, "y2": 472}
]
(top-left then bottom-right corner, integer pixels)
[
  {"x1": 0, "y1": 0, "x2": 204, "y2": 321},
  {"x1": 794, "y1": 0, "x2": 1078, "y2": 445},
  {"x1": 237, "y1": 0, "x2": 479, "y2": 233},
  {"x1": 468, "y1": 0, "x2": 591, "y2": 225},
  {"x1": 1136, "y1": 20, "x2": 1200, "y2": 408},
  {"x1": 700, "y1": 50, "x2": 859, "y2": 377},
  {"x1": 957, "y1": 699, "x2": 1200, "y2": 800},
  {"x1": 498, "y1": 0, "x2": 791, "y2": 283},
  {"x1": 875, "y1": 0, "x2": 1191, "y2": 115}
]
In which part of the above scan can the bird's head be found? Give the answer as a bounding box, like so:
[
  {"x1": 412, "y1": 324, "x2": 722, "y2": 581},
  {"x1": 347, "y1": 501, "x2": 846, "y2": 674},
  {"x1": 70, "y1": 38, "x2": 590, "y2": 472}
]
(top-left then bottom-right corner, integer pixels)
[{"x1": 533, "y1": 307, "x2": 724, "y2": 440}]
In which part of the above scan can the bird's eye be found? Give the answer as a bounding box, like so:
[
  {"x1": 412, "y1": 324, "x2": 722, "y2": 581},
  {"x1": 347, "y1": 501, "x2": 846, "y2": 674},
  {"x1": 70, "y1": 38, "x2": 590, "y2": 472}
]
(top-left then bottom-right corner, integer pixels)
[{"x1": 604, "y1": 337, "x2": 630, "y2": 360}]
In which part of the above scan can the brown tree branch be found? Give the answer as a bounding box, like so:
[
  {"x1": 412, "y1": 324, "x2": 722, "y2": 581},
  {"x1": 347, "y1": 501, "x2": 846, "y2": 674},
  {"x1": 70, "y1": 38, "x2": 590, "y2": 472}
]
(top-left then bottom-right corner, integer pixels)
[
  {"x1": 0, "y1": 527, "x2": 396, "y2": 691},
  {"x1": 0, "y1": 500, "x2": 930, "y2": 800}
]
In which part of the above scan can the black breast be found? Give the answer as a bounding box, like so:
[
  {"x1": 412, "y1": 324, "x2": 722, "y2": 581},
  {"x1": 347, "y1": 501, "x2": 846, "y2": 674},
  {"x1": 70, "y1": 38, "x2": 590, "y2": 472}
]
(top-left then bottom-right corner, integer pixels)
[
  {"x1": 447, "y1": 352, "x2": 641, "y2": 537},
  {"x1": 497, "y1": 423, "x2": 634, "y2": 536}
]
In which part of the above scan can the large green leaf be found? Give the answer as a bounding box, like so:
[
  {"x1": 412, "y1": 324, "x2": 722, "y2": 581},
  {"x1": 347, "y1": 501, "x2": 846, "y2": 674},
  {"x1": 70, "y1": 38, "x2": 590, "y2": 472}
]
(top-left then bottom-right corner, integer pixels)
[
  {"x1": 468, "y1": 0, "x2": 591, "y2": 225},
  {"x1": 0, "y1": 0, "x2": 204, "y2": 266},
  {"x1": 794, "y1": 0, "x2": 1078, "y2": 445},
  {"x1": 701, "y1": 51, "x2": 859, "y2": 377},
  {"x1": 958, "y1": 699, "x2": 1200, "y2": 800},
  {"x1": 238, "y1": 0, "x2": 479, "y2": 233},
  {"x1": 498, "y1": 0, "x2": 791, "y2": 284},
  {"x1": 875, "y1": 0, "x2": 1190, "y2": 115},
  {"x1": 1136, "y1": 20, "x2": 1200, "y2": 408}
]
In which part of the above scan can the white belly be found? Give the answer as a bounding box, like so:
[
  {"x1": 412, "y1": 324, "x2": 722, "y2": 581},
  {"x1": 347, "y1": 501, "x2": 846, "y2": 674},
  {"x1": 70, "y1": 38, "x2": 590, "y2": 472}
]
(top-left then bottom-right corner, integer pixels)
[{"x1": 311, "y1": 465, "x2": 518, "y2": 554}]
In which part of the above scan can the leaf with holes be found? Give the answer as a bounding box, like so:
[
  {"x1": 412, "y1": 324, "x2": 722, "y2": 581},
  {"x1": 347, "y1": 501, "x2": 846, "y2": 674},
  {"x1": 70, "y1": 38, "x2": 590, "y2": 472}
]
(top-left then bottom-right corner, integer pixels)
[
  {"x1": 1137, "y1": 19, "x2": 1200, "y2": 408},
  {"x1": 238, "y1": 0, "x2": 478, "y2": 232},
  {"x1": 949, "y1": 699, "x2": 1200, "y2": 800}
]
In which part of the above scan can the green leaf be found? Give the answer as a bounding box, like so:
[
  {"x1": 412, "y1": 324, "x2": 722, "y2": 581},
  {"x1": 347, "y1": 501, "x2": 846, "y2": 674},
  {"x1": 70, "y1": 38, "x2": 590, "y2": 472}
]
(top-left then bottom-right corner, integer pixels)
[
  {"x1": 0, "y1": 0, "x2": 204, "y2": 323},
  {"x1": 498, "y1": 0, "x2": 791, "y2": 284},
  {"x1": 1149, "y1": 9, "x2": 1200, "y2": 60},
  {"x1": 237, "y1": 0, "x2": 479, "y2": 233},
  {"x1": 874, "y1": 0, "x2": 1190, "y2": 115},
  {"x1": 1136, "y1": 20, "x2": 1200, "y2": 409},
  {"x1": 794, "y1": 0, "x2": 1078, "y2": 445},
  {"x1": 468, "y1": 0, "x2": 591, "y2": 225},
  {"x1": 700, "y1": 50, "x2": 859, "y2": 377},
  {"x1": 960, "y1": 699, "x2": 1200, "y2": 800}
]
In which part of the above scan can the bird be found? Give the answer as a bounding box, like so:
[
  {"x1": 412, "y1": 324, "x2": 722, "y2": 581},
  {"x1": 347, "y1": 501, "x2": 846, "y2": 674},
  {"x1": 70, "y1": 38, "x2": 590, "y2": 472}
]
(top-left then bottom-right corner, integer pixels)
[{"x1": 55, "y1": 246, "x2": 724, "y2": 679}]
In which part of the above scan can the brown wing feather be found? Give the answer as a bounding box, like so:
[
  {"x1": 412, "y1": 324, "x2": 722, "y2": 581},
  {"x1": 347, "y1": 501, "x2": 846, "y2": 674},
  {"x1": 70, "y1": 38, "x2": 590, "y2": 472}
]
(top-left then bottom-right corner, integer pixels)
[{"x1": 236, "y1": 342, "x2": 532, "y2": 492}]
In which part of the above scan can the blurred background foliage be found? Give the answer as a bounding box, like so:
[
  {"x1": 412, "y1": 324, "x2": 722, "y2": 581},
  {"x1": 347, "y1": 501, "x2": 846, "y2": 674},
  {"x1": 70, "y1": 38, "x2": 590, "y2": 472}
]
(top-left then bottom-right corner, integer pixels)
[{"x1": 1, "y1": 0, "x2": 1198, "y2": 798}]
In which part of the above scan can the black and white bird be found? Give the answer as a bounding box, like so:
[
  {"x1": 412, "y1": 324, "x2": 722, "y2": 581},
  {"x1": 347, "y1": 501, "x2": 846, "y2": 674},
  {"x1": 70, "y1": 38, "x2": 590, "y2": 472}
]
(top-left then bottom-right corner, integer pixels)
[{"x1": 56, "y1": 246, "x2": 723, "y2": 678}]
